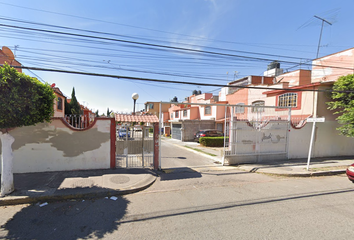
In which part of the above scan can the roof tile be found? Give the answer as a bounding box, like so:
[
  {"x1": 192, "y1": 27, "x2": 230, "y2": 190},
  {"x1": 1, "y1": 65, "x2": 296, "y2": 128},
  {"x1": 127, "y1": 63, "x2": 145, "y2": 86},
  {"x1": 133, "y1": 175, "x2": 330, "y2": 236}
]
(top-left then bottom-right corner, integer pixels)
[{"x1": 115, "y1": 114, "x2": 159, "y2": 123}]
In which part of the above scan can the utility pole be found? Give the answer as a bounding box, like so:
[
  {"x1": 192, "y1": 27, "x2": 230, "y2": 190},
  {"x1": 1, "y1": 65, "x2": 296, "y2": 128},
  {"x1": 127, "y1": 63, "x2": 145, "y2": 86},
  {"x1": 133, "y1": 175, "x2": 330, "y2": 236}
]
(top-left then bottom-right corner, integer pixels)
[
  {"x1": 314, "y1": 15, "x2": 332, "y2": 58},
  {"x1": 307, "y1": 15, "x2": 332, "y2": 170}
]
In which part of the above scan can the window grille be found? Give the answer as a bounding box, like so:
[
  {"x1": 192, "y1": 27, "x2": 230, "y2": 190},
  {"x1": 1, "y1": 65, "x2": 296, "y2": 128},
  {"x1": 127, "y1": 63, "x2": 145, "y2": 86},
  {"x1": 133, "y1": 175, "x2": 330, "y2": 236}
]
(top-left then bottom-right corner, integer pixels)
[
  {"x1": 235, "y1": 103, "x2": 245, "y2": 113},
  {"x1": 205, "y1": 106, "x2": 211, "y2": 115},
  {"x1": 57, "y1": 97, "x2": 63, "y2": 110},
  {"x1": 278, "y1": 93, "x2": 297, "y2": 107},
  {"x1": 251, "y1": 101, "x2": 265, "y2": 112}
]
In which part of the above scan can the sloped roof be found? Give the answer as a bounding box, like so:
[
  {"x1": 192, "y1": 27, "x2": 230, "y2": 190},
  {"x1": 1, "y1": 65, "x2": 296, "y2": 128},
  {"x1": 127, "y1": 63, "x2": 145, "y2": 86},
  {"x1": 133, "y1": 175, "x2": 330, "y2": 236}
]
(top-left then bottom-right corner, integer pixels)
[{"x1": 115, "y1": 114, "x2": 159, "y2": 123}]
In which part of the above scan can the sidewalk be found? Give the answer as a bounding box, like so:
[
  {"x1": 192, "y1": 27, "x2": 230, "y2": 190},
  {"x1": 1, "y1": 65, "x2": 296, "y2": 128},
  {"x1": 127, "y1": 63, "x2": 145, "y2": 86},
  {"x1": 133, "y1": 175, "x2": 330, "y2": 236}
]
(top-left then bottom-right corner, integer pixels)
[
  {"x1": 162, "y1": 136, "x2": 352, "y2": 177},
  {"x1": 0, "y1": 168, "x2": 157, "y2": 206}
]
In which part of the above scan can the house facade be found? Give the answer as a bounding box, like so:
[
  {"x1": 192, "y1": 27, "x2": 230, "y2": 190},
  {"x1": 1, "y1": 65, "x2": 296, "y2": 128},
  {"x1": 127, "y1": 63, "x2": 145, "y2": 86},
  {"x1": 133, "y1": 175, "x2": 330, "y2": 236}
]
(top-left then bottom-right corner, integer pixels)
[
  {"x1": 223, "y1": 47, "x2": 354, "y2": 161},
  {"x1": 166, "y1": 93, "x2": 226, "y2": 141},
  {"x1": 52, "y1": 85, "x2": 65, "y2": 118}
]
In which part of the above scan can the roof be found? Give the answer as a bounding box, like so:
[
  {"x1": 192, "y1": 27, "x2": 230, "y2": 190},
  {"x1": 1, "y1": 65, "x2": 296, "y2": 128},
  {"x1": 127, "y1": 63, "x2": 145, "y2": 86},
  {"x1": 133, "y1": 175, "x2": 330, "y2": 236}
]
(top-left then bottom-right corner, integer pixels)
[
  {"x1": 262, "y1": 82, "x2": 322, "y2": 95},
  {"x1": 115, "y1": 114, "x2": 159, "y2": 123},
  {"x1": 53, "y1": 87, "x2": 65, "y2": 97}
]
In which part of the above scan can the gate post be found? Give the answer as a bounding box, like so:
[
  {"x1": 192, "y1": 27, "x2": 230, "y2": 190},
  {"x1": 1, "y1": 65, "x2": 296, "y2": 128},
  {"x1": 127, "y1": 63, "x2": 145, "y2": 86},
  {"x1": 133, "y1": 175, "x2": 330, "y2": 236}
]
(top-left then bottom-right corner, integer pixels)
[
  {"x1": 153, "y1": 122, "x2": 159, "y2": 170},
  {"x1": 110, "y1": 118, "x2": 116, "y2": 169}
]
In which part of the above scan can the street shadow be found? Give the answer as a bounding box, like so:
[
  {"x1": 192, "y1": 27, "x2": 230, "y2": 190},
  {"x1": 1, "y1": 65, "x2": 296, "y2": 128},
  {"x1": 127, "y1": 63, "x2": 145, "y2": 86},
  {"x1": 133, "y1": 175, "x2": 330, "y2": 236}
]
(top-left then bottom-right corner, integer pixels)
[
  {"x1": 160, "y1": 167, "x2": 202, "y2": 181},
  {"x1": 2, "y1": 191, "x2": 129, "y2": 240}
]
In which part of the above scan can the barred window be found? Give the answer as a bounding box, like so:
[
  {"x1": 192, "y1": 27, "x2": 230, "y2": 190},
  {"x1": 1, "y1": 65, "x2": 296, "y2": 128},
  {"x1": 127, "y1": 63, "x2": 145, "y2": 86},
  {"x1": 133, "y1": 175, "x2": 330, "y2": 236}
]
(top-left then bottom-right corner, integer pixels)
[
  {"x1": 205, "y1": 106, "x2": 211, "y2": 115},
  {"x1": 252, "y1": 101, "x2": 265, "y2": 113},
  {"x1": 278, "y1": 93, "x2": 297, "y2": 107},
  {"x1": 235, "y1": 103, "x2": 245, "y2": 114},
  {"x1": 57, "y1": 97, "x2": 63, "y2": 110},
  {"x1": 183, "y1": 110, "x2": 187, "y2": 117},
  {"x1": 175, "y1": 111, "x2": 179, "y2": 118},
  {"x1": 171, "y1": 113, "x2": 173, "y2": 119}
]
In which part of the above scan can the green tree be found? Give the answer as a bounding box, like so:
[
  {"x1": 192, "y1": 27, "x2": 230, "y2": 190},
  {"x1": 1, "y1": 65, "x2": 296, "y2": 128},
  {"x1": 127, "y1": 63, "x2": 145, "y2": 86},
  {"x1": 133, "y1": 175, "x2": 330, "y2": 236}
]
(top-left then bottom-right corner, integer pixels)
[
  {"x1": 64, "y1": 97, "x2": 71, "y2": 115},
  {"x1": 0, "y1": 64, "x2": 55, "y2": 196},
  {"x1": 327, "y1": 74, "x2": 354, "y2": 136},
  {"x1": 107, "y1": 108, "x2": 112, "y2": 118},
  {"x1": 95, "y1": 110, "x2": 99, "y2": 117},
  {"x1": 69, "y1": 87, "x2": 82, "y2": 115}
]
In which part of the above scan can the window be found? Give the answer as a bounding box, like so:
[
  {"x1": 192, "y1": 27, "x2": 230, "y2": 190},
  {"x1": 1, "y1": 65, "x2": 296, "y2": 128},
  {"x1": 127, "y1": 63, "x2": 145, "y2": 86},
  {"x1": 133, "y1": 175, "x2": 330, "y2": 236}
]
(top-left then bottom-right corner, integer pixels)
[
  {"x1": 205, "y1": 106, "x2": 211, "y2": 115},
  {"x1": 171, "y1": 113, "x2": 173, "y2": 119},
  {"x1": 278, "y1": 93, "x2": 297, "y2": 107},
  {"x1": 175, "y1": 111, "x2": 179, "y2": 118},
  {"x1": 252, "y1": 101, "x2": 265, "y2": 113},
  {"x1": 57, "y1": 97, "x2": 63, "y2": 110},
  {"x1": 183, "y1": 110, "x2": 187, "y2": 117},
  {"x1": 149, "y1": 103, "x2": 154, "y2": 110},
  {"x1": 235, "y1": 103, "x2": 245, "y2": 114}
]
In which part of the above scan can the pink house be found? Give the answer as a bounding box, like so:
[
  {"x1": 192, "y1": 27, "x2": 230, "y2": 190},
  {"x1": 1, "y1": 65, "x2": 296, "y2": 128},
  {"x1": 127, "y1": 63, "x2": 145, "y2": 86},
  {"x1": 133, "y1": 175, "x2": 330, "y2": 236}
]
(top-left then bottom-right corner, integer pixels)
[{"x1": 166, "y1": 92, "x2": 226, "y2": 141}]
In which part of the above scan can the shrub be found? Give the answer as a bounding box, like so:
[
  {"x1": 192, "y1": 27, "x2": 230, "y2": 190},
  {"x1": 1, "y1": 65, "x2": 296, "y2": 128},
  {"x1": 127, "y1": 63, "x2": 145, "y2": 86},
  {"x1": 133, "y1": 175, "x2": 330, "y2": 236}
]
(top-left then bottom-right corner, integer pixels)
[
  {"x1": 149, "y1": 128, "x2": 153, "y2": 133},
  {"x1": 199, "y1": 137, "x2": 228, "y2": 147}
]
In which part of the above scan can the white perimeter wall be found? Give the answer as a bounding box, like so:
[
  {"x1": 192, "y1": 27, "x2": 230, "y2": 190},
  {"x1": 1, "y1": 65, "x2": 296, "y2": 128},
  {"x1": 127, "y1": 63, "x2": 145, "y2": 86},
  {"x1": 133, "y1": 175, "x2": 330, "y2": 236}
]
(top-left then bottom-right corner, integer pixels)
[
  {"x1": 0, "y1": 118, "x2": 112, "y2": 173},
  {"x1": 288, "y1": 121, "x2": 354, "y2": 159}
]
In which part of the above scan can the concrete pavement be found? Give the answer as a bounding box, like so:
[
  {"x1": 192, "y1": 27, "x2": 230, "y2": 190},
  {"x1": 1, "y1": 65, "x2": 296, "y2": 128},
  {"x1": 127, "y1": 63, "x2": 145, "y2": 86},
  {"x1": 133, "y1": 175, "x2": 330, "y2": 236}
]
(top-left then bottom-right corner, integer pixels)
[
  {"x1": 161, "y1": 136, "x2": 353, "y2": 177},
  {"x1": 0, "y1": 168, "x2": 157, "y2": 206}
]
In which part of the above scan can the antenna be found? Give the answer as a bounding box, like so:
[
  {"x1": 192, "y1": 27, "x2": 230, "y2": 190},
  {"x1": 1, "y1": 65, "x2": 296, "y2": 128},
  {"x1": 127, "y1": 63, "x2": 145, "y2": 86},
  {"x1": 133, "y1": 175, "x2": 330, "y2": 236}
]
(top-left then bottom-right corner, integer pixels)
[
  {"x1": 314, "y1": 15, "x2": 332, "y2": 58},
  {"x1": 233, "y1": 71, "x2": 239, "y2": 81},
  {"x1": 14, "y1": 45, "x2": 19, "y2": 58}
]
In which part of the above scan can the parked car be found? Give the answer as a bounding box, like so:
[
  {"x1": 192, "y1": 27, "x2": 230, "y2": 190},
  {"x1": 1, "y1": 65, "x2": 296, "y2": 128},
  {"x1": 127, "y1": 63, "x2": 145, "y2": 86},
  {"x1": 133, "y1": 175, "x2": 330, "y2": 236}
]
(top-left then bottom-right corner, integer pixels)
[
  {"x1": 194, "y1": 129, "x2": 224, "y2": 142},
  {"x1": 346, "y1": 163, "x2": 354, "y2": 182},
  {"x1": 134, "y1": 125, "x2": 142, "y2": 131},
  {"x1": 118, "y1": 128, "x2": 130, "y2": 139}
]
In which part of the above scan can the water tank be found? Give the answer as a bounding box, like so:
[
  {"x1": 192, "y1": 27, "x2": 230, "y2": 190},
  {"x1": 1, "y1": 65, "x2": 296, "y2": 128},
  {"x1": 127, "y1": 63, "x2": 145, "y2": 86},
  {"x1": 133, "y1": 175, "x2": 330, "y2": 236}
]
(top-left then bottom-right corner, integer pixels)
[{"x1": 267, "y1": 61, "x2": 280, "y2": 70}]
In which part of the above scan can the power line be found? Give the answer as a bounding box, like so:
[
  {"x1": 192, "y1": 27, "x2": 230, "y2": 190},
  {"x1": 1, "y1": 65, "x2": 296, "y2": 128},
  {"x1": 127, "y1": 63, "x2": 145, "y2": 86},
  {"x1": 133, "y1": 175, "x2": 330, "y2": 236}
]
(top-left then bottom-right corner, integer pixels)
[
  {"x1": 0, "y1": 3, "x2": 321, "y2": 55},
  {"x1": 0, "y1": 23, "x2": 352, "y2": 72},
  {"x1": 0, "y1": 16, "x2": 312, "y2": 62},
  {"x1": 3, "y1": 64, "x2": 352, "y2": 93}
]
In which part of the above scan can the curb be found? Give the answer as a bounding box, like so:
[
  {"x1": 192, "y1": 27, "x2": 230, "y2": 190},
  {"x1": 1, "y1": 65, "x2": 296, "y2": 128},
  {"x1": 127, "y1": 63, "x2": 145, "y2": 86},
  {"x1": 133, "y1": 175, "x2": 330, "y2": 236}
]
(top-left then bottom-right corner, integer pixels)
[
  {"x1": 0, "y1": 174, "x2": 157, "y2": 206},
  {"x1": 243, "y1": 168, "x2": 346, "y2": 178}
]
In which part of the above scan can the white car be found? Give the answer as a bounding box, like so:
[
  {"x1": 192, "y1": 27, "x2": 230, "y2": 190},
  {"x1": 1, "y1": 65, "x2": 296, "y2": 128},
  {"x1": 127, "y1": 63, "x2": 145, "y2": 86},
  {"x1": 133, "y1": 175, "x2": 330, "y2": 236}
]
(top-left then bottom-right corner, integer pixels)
[{"x1": 134, "y1": 125, "x2": 142, "y2": 131}]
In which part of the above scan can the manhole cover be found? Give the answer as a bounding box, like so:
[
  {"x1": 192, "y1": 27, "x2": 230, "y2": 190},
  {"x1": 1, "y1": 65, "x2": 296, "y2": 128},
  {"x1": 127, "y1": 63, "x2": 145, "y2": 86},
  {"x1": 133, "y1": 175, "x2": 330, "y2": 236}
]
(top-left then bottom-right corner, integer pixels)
[
  {"x1": 110, "y1": 176, "x2": 130, "y2": 184},
  {"x1": 71, "y1": 179, "x2": 95, "y2": 188}
]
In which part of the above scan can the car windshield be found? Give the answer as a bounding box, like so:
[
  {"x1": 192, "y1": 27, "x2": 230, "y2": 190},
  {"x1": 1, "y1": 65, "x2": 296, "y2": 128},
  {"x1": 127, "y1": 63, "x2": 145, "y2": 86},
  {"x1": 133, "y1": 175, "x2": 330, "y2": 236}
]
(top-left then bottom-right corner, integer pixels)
[{"x1": 120, "y1": 129, "x2": 126, "y2": 132}]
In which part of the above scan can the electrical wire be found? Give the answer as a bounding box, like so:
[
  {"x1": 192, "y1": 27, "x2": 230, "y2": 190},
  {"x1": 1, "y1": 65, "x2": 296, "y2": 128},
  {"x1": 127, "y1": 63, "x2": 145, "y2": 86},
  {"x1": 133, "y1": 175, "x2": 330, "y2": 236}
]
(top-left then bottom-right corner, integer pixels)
[{"x1": 3, "y1": 64, "x2": 353, "y2": 93}]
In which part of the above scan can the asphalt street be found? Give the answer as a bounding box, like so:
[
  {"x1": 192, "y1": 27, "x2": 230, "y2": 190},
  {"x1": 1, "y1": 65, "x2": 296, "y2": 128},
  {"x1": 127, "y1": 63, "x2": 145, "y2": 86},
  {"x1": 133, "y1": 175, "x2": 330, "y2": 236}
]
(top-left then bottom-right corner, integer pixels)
[
  {"x1": 161, "y1": 140, "x2": 217, "y2": 169},
  {"x1": 1, "y1": 140, "x2": 353, "y2": 239}
]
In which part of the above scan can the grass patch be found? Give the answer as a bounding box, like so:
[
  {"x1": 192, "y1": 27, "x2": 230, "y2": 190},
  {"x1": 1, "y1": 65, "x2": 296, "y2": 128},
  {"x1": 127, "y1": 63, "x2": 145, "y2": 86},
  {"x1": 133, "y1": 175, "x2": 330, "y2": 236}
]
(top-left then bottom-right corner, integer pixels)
[{"x1": 184, "y1": 145, "x2": 217, "y2": 157}]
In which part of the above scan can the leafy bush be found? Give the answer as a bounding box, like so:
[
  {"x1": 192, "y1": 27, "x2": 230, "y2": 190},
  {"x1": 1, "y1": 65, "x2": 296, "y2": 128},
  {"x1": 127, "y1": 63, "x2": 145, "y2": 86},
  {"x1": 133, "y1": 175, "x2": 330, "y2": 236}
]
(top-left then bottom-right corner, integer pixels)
[
  {"x1": 149, "y1": 128, "x2": 153, "y2": 133},
  {"x1": 0, "y1": 63, "x2": 55, "y2": 130},
  {"x1": 199, "y1": 137, "x2": 228, "y2": 147}
]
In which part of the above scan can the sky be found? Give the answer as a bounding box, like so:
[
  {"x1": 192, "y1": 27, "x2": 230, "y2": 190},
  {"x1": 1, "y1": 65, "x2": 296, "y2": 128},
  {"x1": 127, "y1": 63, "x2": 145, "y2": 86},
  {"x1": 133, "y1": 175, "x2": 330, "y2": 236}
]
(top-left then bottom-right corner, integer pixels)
[{"x1": 0, "y1": 0, "x2": 353, "y2": 114}]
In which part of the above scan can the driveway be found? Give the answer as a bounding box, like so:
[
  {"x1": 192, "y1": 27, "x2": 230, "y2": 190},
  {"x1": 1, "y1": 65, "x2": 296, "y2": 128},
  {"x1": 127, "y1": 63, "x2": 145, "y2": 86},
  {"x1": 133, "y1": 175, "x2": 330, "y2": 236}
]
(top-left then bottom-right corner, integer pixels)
[{"x1": 161, "y1": 140, "x2": 218, "y2": 169}]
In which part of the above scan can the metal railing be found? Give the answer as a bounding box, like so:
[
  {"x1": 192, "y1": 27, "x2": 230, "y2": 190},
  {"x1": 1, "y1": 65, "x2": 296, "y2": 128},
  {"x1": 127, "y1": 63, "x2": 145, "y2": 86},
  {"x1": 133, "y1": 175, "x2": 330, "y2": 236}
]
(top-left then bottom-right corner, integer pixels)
[
  {"x1": 64, "y1": 114, "x2": 93, "y2": 129},
  {"x1": 116, "y1": 126, "x2": 154, "y2": 168}
]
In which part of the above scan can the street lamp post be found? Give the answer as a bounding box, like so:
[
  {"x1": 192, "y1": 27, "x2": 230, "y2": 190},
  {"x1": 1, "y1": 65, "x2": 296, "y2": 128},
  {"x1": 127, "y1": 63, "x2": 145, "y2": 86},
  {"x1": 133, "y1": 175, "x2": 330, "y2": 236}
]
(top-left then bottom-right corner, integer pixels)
[{"x1": 132, "y1": 93, "x2": 139, "y2": 115}]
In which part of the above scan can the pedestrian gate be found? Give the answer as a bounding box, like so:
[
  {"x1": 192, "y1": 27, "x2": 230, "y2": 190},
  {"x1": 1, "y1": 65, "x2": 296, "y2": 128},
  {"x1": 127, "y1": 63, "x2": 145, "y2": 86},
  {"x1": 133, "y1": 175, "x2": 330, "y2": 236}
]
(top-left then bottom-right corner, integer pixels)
[{"x1": 116, "y1": 126, "x2": 154, "y2": 168}]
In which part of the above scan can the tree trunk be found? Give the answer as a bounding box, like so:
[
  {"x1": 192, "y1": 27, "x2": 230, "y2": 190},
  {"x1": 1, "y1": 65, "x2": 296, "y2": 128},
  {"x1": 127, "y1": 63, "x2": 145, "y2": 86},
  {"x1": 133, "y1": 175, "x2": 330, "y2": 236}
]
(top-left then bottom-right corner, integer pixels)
[{"x1": 0, "y1": 132, "x2": 15, "y2": 197}]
